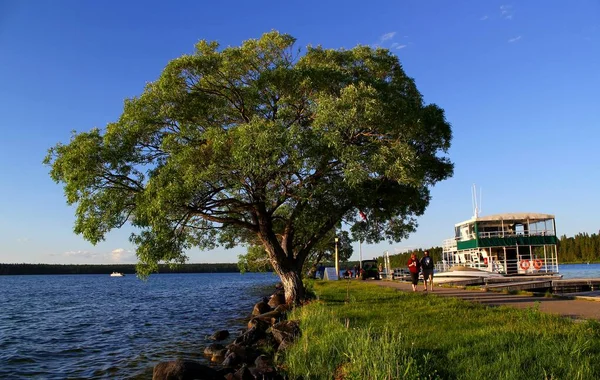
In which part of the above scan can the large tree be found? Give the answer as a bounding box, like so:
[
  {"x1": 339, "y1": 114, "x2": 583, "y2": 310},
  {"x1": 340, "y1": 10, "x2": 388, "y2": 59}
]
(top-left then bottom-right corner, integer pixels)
[
  {"x1": 45, "y1": 31, "x2": 453, "y2": 304},
  {"x1": 238, "y1": 229, "x2": 354, "y2": 276}
]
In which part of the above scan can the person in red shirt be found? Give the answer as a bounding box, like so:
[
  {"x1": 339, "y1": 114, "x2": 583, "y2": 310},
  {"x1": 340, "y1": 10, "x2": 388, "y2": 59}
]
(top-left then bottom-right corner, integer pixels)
[{"x1": 407, "y1": 252, "x2": 420, "y2": 292}]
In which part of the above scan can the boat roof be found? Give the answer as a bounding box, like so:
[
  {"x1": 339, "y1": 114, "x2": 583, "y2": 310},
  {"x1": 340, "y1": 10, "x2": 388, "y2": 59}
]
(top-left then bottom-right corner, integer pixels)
[{"x1": 455, "y1": 212, "x2": 555, "y2": 227}]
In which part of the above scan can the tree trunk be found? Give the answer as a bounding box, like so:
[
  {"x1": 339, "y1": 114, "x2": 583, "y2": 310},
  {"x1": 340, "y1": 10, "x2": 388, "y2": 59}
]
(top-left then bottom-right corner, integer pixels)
[
  {"x1": 279, "y1": 269, "x2": 305, "y2": 305},
  {"x1": 306, "y1": 264, "x2": 317, "y2": 279},
  {"x1": 257, "y1": 225, "x2": 306, "y2": 305}
]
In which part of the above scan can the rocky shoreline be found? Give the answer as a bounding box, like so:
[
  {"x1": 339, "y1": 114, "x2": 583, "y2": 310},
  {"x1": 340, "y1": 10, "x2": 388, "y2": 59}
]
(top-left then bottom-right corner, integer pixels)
[{"x1": 152, "y1": 283, "x2": 299, "y2": 379}]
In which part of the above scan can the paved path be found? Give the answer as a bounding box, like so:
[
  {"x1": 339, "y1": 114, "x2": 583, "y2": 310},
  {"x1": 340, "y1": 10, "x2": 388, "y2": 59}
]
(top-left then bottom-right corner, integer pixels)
[{"x1": 377, "y1": 280, "x2": 600, "y2": 321}]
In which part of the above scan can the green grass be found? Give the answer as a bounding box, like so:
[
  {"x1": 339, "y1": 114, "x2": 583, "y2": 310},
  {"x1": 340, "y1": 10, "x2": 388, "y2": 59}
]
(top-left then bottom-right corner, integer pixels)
[{"x1": 281, "y1": 281, "x2": 600, "y2": 379}]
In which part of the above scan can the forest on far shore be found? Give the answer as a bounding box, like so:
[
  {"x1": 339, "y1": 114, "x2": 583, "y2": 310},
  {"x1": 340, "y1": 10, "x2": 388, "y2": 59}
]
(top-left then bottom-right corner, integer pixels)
[
  {"x1": 0, "y1": 263, "x2": 240, "y2": 275},
  {"x1": 557, "y1": 233, "x2": 600, "y2": 263}
]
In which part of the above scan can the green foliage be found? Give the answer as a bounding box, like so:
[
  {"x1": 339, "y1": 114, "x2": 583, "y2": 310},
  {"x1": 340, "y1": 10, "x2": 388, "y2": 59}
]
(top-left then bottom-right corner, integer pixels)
[
  {"x1": 283, "y1": 307, "x2": 434, "y2": 379},
  {"x1": 558, "y1": 233, "x2": 600, "y2": 263},
  {"x1": 238, "y1": 245, "x2": 273, "y2": 273},
  {"x1": 302, "y1": 279, "x2": 317, "y2": 301},
  {"x1": 282, "y1": 281, "x2": 600, "y2": 379},
  {"x1": 44, "y1": 31, "x2": 453, "y2": 302}
]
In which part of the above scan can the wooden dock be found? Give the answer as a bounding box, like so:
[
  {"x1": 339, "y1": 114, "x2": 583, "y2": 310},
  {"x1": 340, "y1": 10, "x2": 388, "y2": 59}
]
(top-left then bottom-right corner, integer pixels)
[
  {"x1": 486, "y1": 279, "x2": 553, "y2": 292},
  {"x1": 481, "y1": 277, "x2": 600, "y2": 294},
  {"x1": 553, "y1": 279, "x2": 600, "y2": 293}
]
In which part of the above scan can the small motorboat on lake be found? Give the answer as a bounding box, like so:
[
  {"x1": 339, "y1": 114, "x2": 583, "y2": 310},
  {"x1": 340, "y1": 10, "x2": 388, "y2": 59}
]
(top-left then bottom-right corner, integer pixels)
[{"x1": 110, "y1": 272, "x2": 124, "y2": 277}]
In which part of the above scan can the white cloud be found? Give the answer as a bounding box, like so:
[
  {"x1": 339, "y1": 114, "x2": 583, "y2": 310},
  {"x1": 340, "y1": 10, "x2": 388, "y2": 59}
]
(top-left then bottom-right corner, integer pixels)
[
  {"x1": 380, "y1": 32, "x2": 396, "y2": 42},
  {"x1": 480, "y1": 15, "x2": 489, "y2": 21},
  {"x1": 500, "y1": 5, "x2": 514, "y2": 20},
  {"x1": 508, "y1": 35, "x2": 522, "y2": 43},
  {"x1": 64, "y1": 250, "x2": 99, "y2": 258},
  {"x1": 16, "y1": 238, "x2": 30, "y2": 243},
  {"x1": 55, "y1": 248, "x2": 136, "y2": 263},
  {"x1": 111, "y1": 248, "x2": 135, "y2": 263},
  {"x1": 390, "y1": 36, "x2": 408, "y2": 49}
]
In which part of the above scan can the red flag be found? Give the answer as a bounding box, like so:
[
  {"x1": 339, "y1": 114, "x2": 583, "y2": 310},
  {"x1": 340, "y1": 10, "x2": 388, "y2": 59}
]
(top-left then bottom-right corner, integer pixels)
[{"x1": 359, "y1": 210, "x2": 367, "y2": 221}]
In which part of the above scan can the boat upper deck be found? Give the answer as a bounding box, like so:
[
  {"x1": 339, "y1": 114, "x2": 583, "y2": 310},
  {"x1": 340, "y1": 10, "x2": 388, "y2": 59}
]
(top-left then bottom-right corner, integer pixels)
[{"x1": 445, "y1": 212, "x2": 557, "y2": 249}]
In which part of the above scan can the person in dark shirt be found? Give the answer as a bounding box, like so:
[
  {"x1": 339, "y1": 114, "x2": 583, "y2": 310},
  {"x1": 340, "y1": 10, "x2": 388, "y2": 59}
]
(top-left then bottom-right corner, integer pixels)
[
  {"x1": 420, "y1": 250, "x2": 435, "y2": 291},
  {"x1": 407, "y1": 252, "x2": 420, "y2": 292}
]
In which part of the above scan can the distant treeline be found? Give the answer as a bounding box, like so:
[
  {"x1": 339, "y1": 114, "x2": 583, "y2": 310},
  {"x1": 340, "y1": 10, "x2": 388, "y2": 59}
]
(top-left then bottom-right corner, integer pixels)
[
  {"x1": 558, "y1": 233, "x2": 600, "y2": 263},
  {"x1": 0, "y1": 263, "x2": 240, "y2": 275}
]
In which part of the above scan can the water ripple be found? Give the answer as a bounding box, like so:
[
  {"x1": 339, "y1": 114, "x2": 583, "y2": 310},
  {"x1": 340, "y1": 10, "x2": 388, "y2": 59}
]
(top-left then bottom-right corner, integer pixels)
[{"x1": 0, "y1": 273, "x2": 277, "y2": 379}]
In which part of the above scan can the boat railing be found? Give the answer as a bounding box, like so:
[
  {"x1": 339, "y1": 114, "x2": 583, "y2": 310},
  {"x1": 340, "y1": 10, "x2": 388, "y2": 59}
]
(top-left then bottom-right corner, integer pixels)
[
  {"x1": 477, "y1": 230, "x2": 555, "y2": 239},
  {"x1": 442, "y1": 238, "x2": 457, "y2": 251},
  {"x1": 436, "y1": 257, "x2": 559, "y2": 275},
  {"x1": 450, "y1": 230, "x2": 556, "y2": 243}
]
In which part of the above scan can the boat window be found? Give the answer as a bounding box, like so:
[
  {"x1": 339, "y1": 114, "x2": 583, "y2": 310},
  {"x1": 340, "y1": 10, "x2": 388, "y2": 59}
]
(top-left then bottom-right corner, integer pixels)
[
  {"x1": 458, "y1": 223, "x2": 475, "y2": 240},
  {"x1": 515, "y1": 224, "x2": 524, "y2": 235}
]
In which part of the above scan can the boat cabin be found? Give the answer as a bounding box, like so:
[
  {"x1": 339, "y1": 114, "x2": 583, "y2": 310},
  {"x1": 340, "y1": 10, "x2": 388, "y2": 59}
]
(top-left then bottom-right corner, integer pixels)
[{"x1": 441, "y1": 213, "x2": 558, "y2": 275}]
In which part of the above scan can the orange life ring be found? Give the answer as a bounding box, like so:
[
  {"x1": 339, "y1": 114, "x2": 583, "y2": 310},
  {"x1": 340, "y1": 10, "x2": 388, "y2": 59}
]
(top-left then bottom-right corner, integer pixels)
[
  {"x1": 519, "y1": 260, "x2": 530, "y2": 270},
  {"x1": 533, "y1": 259, "x2": 543, "y2": 270}
]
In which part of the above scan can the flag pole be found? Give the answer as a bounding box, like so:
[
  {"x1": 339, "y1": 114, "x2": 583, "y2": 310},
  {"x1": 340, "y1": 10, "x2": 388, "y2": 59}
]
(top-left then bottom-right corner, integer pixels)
[
  {"x1": 359, "y1": 240, "x2": 363, "y2": 268},
  {"x1": 335, "y1": 237, "x2": 339, "y2": 280},
  {"x1": 358, "y1": 210, "x2": 366, "y2": 269}
]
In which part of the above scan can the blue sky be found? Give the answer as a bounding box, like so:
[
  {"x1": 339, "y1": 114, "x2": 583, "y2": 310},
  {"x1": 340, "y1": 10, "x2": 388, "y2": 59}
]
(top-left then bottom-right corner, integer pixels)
[{"x1": 0, "y1": 0, "x2": 598, "y2": 265}]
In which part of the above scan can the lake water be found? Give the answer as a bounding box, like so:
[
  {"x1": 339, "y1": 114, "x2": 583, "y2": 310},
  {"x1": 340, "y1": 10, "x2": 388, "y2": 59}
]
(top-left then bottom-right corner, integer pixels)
[
  {"x1": 2, "y1": 265, "x2": 599, "y2": 379},
  {"x1": 0, "y1": 273, "x2": 279, "y2": 379},
  {"x1": 559, "y1": 263, "x2": 600, "y2": 279}
]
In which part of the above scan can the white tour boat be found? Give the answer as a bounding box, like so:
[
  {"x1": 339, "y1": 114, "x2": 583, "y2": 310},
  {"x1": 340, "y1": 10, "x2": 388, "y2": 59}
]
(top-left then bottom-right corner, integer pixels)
[
  {"x1": 435, "y1": 212, "x2": 560, "y2": 283},
  {"x1": 110, "y1": 272, "x2": 125, "y2": 277}
]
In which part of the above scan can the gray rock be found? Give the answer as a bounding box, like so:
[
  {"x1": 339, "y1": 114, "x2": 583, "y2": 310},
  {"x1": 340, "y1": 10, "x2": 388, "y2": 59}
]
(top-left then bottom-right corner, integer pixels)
[
  {"x1": 203, "y1": 343, "x2": 225, "y2": 356},
  {"x1": 225, "y1": 343, "x2": 248, "y2": 359},
  {"x1": 210, "y1": 349, "x2": 227, "y2": 363},
  {"x1": 251, "y1": 335, "x2": 278, "y2": 352},
  {"x1": 252, "y1": 300, "x2": 271, "y2": 316},
  {"x1": 152, "y1": 359, "x2": 217, "y2": 380},
  {"x1": 209, "y1": 329, "x2": 230, "y2": 341},
  {"x1": 216, "y1": 367, "x2": 234, "y2": 379},
  {"x1": 271, "y1": 320, "x2": 300, "y2": 345},
  {"x1": 277, "y1": 339, "x2": 293, "y2": 352},
  {"x1": 249, "y1": 310, "x2": 282, "y2": 327},
  {"x1": 233, "y1": 326, "x2": 263, "y2": 346},
  {"x1": 247, "y1": 317, "x2": 271, "y2": 331},
  {"x1": 267, "y1": 292, "x2": 286, "y2": 308},
  {"x1": 233, "y1": 364, "x2": 254, "y2": 380},
  {"x1": 254, "y1": 354, "x2": 271, "y2": 369},
  {"x1": 221, "y1": 351, "x2": 239, "y2": 368}
]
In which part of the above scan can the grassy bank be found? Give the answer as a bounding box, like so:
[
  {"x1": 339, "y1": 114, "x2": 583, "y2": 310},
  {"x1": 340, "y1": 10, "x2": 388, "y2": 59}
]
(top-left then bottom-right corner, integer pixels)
[{"x1": 281, "y1": 281, "x2": 600, "y2": 379}]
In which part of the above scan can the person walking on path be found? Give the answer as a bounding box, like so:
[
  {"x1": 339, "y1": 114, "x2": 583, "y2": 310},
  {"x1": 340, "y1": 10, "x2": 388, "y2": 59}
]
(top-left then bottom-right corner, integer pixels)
[
  {"x1": 407, "y1": 252, "x2": 420, "y2": 292},
  {"x1": 420, "y1": 250, "x2": 435, "y2": 291}
]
